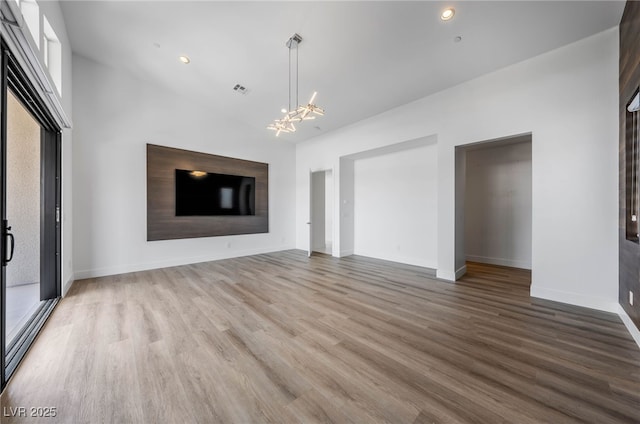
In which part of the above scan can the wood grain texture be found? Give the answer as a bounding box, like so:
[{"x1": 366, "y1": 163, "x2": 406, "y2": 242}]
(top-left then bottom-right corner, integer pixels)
[
  {"x1": 2, "y1": 252, "x2": 639, "y2": 423},
  {"x1": 619, "y1": 1, "x2": 640, "y2": 330},
  {"x1": 146, "y1": 144, "x2": 268, "y2": 241}
]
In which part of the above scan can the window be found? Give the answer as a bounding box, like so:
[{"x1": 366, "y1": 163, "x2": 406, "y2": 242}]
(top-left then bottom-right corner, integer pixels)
[
  {"x1": 42, "y1": 16, "x2": 61, "y2": 95},
  {"x1": 19, "y1": 0, "x2": 39, "y2": 49}
]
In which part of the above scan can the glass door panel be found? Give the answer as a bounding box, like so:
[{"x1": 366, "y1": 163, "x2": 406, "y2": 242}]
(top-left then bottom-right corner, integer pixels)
[{"x1": 4, "y1": 90, "x2": 43, "y2": 349}]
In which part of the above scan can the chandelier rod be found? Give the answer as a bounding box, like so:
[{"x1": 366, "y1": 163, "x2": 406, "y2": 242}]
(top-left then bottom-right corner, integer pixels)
[
  {"x1": 296, "y1": 40, "x2": 299, "y2": 109},
  {"x1": 286, "y1": 33, "x2": 302, "y2": 113},
  {"x1": 288, "y1": 45, "x2": 291, "y2": 112}
]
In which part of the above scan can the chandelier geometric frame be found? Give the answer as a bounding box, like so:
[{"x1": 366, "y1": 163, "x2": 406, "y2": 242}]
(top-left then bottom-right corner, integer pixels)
[{"x1": 267, "y1": 33, "x2": 324, "y2": 136}]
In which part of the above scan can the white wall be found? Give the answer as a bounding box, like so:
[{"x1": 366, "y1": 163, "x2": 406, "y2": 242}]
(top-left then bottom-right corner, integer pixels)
[
  {"x1": 338, "y1": 158, "x2": 355, "y2": 256},
  {"x1": 325, "y1": 170, "x2": 333, "y2": 246},
  {"x1": 454, "y1": 147, "x2": 466, "y2": 277},
  {"x1": 353, "y1": 145, "x2": 438, "y2": 268},
  {"x1": 464, "y1": 141, "x2": 532, "y2": 270},
  {"x1": 72, "y1": 54, "x2": 296, "y2": 279},
  {"x1": 296, "y1": 28, "x2": 619, "y2": 313}
]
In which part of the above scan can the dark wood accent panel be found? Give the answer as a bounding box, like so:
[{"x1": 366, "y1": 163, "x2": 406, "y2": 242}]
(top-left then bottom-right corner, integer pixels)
[
  {"x1": 147, "y1": 144, "x2": 268, "y2": 241},
  {"x1": 2, "y1": 254, "x2": 639, "y2": 423},
  {"x1": 620, "y1": 1, "x2": 640, "y2": 330}
]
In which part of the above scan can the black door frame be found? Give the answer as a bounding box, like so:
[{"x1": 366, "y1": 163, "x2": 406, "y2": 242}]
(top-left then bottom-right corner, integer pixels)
[{"x1": 0, "y1": 39, "x2": 62, "y2": 391}]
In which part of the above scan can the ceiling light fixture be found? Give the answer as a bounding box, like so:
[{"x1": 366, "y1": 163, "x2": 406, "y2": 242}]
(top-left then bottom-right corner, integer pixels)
[
  {"x1": 179, "y1": 55, "x2": 190, "y2": 64},
  {"x1": 267, "y1": 33, "x2": 324, "y2": 136},
  {"x1": 441, "y1": 8, "x2": 455, "y2": 21}
]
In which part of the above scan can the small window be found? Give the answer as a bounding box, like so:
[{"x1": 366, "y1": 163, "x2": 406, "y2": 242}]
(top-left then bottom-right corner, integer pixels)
[
  {"x1": 20, "y1": 0, "x2": 39, "y2": 49},
  {"x1": 42, "y1": 16, "x2": 61, "y2": 95},
  {"x1": 626, "y1": 90, "x2": 639, "y2": 243}
]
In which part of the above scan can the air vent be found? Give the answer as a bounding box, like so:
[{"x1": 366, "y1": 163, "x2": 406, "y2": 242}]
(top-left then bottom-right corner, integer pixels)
[{"x1": 233, "y1": 84, "x2": 249, "y2": 95}]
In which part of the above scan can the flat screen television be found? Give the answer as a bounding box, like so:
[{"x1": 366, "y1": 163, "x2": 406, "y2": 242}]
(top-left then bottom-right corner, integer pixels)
[{"x1": 175, "y1": 169, "x2": 255, "y2": 216}]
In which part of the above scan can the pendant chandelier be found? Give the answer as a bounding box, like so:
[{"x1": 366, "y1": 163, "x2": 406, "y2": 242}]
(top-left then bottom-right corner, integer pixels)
[{"x1": 267, "y1": 33, "x2": 324, "y2": 136}]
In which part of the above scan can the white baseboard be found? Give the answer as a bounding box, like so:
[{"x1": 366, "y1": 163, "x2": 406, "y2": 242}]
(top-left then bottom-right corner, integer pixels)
[
  {"x1": 437, "y1": 265, "x2": 467, "y2": 282},
  {"x1": 62, "y1": 273, "x2": 75, "y2": 297},
  {"x1": 351, "y1": 250, "x2": 437, "y2": 270},
  {"x1": 618, "y1": 305, "x2": 640, "y2": 350},
  {"x1": 74, "y1": 245, "x2": 295, "y2": 280},
  {"x1": 436, "y1": 269, "x2": 455, "y2": 282},
  {"x1": 530, "y1": 285, "x2": 619, "y2": 313},
  {"x1": 465, "y1": 254, "x2": 531, "y2": 270}
]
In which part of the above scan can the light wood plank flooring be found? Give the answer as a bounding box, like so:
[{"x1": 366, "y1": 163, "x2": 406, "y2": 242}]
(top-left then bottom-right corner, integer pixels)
[{"x1": 2, "y1": 251, "x2": 639, "y2": 423}]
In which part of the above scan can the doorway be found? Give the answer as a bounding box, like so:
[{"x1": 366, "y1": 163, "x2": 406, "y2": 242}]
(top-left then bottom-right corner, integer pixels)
[
  {"x1": 455, "y1": 134, "x2": 532, "y2": 283},
  {"x1": 309, "y1": 169, "x2": 333, "y2": 256},
  {"x1": 1, "y1": 44, "x2": 62, "y2": 390}
]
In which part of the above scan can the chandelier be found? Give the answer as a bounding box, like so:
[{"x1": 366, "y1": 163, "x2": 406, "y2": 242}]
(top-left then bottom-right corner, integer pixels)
[{"x1": 267, "y1": 33, "x2": 324, "y2": 136}]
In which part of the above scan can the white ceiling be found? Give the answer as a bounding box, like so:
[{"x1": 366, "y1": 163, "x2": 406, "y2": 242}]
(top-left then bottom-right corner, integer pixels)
[{"x1": 59, "y1": 1, "x2": 625, "y2": 143}]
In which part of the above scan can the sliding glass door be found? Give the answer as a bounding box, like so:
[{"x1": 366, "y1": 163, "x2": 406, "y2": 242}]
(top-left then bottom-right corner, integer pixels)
[
  {"x1": 5, "y1": 89, "x2": 44, "y2": 350},
  {"x1": 1, "y1": 41, "x2": 61, "y2": 390}
]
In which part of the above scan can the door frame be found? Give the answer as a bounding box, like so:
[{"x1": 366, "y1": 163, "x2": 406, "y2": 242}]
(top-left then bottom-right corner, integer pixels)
[
  {"x1": 308, "y1": 170, "x2": 312, "y2": 257},
  {"x1": 454, "y1": 133, "x2": 533, "y2": 280},
  {"x1": 0, "y1": 39, "x2": 62, "y2": 391},
  {"x1": 309, "y1": 167, "x2": 334, "y2": 257}
]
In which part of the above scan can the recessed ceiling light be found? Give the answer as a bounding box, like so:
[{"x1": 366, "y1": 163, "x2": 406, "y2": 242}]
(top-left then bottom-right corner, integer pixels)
[
  {"x1": 454, "y1": 35, "x2": 462, "y2": 43},
  {"x1": 179, "y1": 55, "x2": 190, "y2": 64},
  {"x1": 441, "y1": 8, "x2": 455, "y2": 21},
  {"x1": 281, "y1": 108, "x2": 288, "y2": 113}
]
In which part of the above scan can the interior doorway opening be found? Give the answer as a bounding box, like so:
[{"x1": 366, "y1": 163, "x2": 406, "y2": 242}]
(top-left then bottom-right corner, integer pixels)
[
  {"x1": 455, "y1": 134, "x2": 532, "y2": 286},
  {"x1": 309, "y1": 169, "x2": 334, "y2": 256}
]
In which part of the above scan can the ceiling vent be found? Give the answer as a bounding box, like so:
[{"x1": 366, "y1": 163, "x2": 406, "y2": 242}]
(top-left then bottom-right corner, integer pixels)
[{"x1": 233, "y1": 84, "x2": 249, "y2": 95}]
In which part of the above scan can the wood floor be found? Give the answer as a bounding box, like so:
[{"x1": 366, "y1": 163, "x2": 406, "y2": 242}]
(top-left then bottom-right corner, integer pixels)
[{"x1": 2, "y1": 251, "x2": 639, "y2": 423}]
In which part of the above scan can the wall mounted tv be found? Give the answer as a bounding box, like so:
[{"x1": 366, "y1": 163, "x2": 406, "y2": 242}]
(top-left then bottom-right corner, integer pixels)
[{"x1": 175, "y1": 169, "x2": 255, "y2": 216}]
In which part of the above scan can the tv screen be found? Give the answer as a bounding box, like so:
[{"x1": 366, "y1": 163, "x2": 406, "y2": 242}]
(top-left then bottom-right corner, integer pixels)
[{"x1": 175, "y1": 169, "x2": 255, "y2": 216}]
